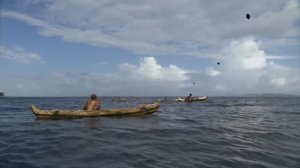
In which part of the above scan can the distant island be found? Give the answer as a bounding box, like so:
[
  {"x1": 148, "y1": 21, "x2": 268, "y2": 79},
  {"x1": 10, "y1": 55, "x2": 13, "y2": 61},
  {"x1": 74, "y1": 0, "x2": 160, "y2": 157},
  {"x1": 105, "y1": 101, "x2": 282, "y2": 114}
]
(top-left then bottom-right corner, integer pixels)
[
  {"x1": 0, "y1": 92, "x2": 4, "y2": 96},
  {"x1": 242, "y1": 93, "x2": 298, "y2": 97}
]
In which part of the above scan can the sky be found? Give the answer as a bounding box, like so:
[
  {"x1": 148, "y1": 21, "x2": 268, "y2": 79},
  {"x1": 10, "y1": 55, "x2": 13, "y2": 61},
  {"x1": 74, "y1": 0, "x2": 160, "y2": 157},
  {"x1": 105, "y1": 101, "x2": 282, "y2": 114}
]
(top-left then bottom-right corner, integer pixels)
[{"x1": 0, "y1": 0, "x2": 299, "y2": 96}]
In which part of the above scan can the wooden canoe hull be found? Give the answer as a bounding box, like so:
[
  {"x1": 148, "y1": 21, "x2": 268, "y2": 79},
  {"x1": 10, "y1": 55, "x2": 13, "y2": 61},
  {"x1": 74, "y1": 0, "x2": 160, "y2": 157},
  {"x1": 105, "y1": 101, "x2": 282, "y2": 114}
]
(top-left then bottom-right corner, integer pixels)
[{"x1": 32, "y1": 102, "x2": 160, "y2": 119}]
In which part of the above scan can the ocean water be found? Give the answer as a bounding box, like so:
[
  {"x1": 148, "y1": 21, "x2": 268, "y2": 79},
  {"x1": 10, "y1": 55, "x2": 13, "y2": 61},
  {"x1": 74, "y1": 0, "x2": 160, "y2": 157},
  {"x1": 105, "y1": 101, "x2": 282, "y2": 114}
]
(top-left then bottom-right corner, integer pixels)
[{"x1": 0, "y1": 96, "x2": 299, "y2": 168}]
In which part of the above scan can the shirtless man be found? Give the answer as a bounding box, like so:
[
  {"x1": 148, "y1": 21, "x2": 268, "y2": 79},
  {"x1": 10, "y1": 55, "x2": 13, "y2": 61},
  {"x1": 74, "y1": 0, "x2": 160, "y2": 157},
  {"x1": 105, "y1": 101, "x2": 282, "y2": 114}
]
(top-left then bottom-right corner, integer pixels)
[
  {"x1": 185, "y1": 93, "x2": 193, "y2": 102},
  {"x1": 84, "y1": 94, "x2": 101, "y2": 111}
]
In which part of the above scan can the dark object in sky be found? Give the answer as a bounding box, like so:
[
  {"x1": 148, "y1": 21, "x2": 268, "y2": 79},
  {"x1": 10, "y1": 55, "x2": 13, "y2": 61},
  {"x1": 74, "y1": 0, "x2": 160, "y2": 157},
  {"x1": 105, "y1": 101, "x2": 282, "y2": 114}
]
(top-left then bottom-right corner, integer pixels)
[
  {"x1": 246, "y1": 13, "x2": 250, "y2": 20},
  {"x1": 193, "y1": 82, "x2": 196, "y2": 84},
  {"x1": 217, "y1": 62, "x2": 220, "y2": 65}
]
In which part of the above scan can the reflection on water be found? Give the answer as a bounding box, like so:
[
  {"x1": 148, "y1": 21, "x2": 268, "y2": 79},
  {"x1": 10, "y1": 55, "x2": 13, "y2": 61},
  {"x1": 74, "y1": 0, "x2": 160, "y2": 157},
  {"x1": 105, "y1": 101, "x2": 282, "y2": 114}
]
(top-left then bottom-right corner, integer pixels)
[{"x1": 81, "y1": 118, "x2": 102, "y2": 128}]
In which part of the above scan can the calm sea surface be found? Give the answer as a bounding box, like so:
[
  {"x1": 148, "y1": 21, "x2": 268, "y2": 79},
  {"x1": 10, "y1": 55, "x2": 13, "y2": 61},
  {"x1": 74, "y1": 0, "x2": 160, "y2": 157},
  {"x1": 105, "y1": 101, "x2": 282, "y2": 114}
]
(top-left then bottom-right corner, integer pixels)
[{"x1": 0, "y1": 96, "x2": 299, "y2": 168}]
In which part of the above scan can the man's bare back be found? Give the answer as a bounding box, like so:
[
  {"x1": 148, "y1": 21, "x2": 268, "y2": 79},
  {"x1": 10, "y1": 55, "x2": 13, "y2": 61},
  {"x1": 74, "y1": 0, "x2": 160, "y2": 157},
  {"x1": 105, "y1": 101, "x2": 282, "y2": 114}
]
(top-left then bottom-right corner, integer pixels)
[{"x1": 84, "y1": 94, "x2": 101, "y2": 111}]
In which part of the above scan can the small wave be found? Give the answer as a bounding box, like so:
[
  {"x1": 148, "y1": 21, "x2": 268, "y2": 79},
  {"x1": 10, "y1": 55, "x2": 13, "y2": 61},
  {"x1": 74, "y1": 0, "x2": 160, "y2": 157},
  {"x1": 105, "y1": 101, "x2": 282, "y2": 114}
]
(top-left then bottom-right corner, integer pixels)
[{"x1": 1, "y1": 96, "x2": 299, "y2": 168}]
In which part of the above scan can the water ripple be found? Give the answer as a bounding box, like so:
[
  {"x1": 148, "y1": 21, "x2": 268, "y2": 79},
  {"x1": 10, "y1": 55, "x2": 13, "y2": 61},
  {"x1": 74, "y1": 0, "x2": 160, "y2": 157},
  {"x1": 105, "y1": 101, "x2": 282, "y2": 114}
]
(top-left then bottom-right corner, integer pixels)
[{"x1": 0, "y1": 97, "x2": 299, "y2": 168}]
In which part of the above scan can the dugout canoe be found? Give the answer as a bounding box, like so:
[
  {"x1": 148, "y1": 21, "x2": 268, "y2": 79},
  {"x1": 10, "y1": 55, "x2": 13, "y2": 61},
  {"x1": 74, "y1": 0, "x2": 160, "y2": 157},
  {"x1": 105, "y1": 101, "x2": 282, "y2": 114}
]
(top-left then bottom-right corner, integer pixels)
[
  {"x1": 31, "y1": 102, "x2": 160, "y2": 119},
  {"x1": 175, "y1": 96, "x2": 207, "y2": 102}
]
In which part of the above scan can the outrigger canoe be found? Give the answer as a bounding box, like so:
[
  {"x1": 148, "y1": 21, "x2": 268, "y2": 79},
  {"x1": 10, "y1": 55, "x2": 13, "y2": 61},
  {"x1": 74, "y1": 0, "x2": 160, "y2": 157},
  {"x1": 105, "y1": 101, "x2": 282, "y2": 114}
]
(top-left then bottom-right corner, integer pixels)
[
  {"x1": 175, "y1": 96, "x2": 207, "y2": 102},
  {"x1": 31, "y1": 102, "x2": 160, "y2": 119}
]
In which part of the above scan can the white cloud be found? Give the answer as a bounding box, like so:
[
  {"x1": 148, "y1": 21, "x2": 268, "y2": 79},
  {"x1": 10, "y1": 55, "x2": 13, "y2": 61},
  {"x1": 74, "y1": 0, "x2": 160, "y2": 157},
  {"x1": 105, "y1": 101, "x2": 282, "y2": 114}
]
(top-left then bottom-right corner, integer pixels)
[
  {"x1": 271, "y1": 77, "x2": 285, "y2": 86},
  {"x1": 0, "y1": 57, "x2": 191, "y2": 96},
  {"x1": 205, "y1": 67, "x2": 221, "y2": 77},
  {"x1": 50, "y1": 64, "x2": 190, "y2": 96},
  {"x1": 202, "y1": 37, "x2": 300, "y2": 94},
  {"x1": 222, "y1": 37, "x2": 267, "y2": 70},
  {"x1": 16, "y1": 84, "x2": 24, "y2": 89},
  {"x1": 215, "y1": 84, "x2": 226, "y2": 91},
  {"x1": 1, "y1": 46, "x2": 299, "y2": 96},
  {"x1": 265, "y1": 55, "x2": 299, "y2": 60},
  {"x1": 119, "y1": 57, "x2": 189, "y2": 81},
  {"x1": 2, "y1": 0, "x2": 299, "y2": 57},
  {"x1": 1, "y1": 0, "x2": 299, "y2": 96},
  {"x1": 0, "y1": 46, "x2": 43, "y2": 63},
  {"x1": 261, "y1": 38, "x2": 299, "y2": 49},
  {"x1": 1, "y1": 10, "x2": 48, "y2": 27}
]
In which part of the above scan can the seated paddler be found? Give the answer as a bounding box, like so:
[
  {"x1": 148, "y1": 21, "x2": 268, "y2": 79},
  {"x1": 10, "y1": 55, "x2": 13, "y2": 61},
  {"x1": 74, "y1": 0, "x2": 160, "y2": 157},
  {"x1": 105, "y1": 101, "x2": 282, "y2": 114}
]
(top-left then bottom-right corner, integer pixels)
[
  {"x1": 84, "y1": 94, "x2": 101, "y2": 111},
  {"x1": 185, "y1": 93, "x2": 193, "y2": 102}
]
